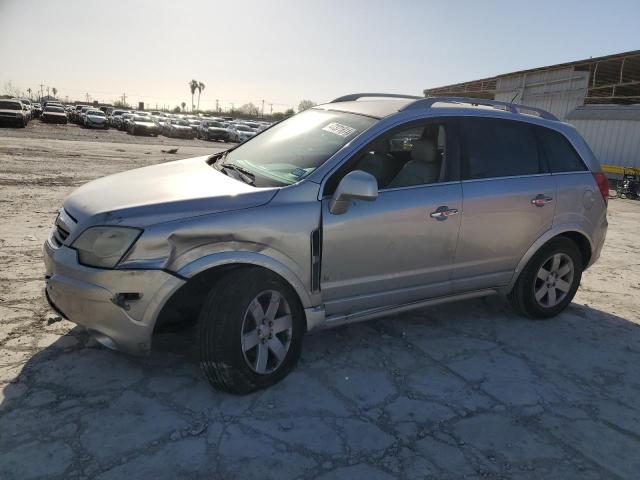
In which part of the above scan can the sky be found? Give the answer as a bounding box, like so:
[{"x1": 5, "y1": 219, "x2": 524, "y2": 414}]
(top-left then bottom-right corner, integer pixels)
[{"x1": 1, "y1": 0, "x2": 638, "y2": 113}]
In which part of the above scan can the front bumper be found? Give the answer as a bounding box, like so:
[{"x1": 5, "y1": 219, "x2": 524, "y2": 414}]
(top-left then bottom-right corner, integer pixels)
[
  {"x1": 86, "y1": 121, "x2": 107, "y2": 128},
  {"x1": 208, "y1": 131, "x2": 229, "y2": 141},
  {"x1": 44, "y1": 241, "x2": 185, "y2": 355}
]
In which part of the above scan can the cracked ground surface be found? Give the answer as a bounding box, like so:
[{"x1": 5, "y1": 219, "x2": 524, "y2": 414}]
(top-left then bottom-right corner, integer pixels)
[{"x1": 1, "y1": 122, "x2": 640, "y2": 479}]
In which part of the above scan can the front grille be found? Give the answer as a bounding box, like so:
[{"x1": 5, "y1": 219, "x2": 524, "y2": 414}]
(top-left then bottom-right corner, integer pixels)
[{"x1": 49, "y1": 209, "x2": 77, "y2": 248}]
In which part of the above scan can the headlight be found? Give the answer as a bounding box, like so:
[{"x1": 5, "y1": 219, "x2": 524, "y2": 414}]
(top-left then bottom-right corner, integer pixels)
[{"x1": 71, "y1": 226, "x2": 142, "y2": 268}]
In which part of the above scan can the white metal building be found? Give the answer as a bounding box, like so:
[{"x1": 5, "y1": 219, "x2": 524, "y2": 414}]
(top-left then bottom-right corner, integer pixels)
[
  {"x1": 424, "y1": 50, "x2": 640, "y2": 170},
  {"x1": 567, "y1": 105, "x2": 640, "y2": 169}
]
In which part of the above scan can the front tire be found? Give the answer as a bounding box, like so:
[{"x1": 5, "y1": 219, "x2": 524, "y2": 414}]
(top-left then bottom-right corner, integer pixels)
[
  {"x1": 198, "y1": 268, "x2": 304, "y2": 394},
  {"x1": 508, "y1": 237, "x2": 583, "y2": 319}
]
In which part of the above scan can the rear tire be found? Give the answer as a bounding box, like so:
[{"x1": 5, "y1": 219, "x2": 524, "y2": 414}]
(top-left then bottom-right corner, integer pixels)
[
  {"x1": 198, "y1": 268, "x2": 304, "y2": 394},
  {"x1": 508, "y1": 237, "x2": 583, "y2": 319}
]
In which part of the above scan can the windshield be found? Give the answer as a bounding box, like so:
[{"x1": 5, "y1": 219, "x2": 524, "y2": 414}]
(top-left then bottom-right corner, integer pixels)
[
  {"x1": 88, "y1": 110, "x2": 105, "y2": 116},
  {"x1": 134, "y1": 115, "x2": 150, "y2": 121},
  {"x1": 46, "y1": 107, "x2": 65, "y2": 113},
  {"x1": 222, "y1": 109, "x2": 376, "y2": 185},
  {"x1": 235, "y1": 124, "x2": 252, "y2": 132},
  {"x1": 210, "y1": 122, "x2": 225, "y2": 128},
  {"x1": 174, "y1": 120, "x2": 189, "y2": 126},
  {"x1": 0, "y1": 101, "x2": 21, "y2": 110}
]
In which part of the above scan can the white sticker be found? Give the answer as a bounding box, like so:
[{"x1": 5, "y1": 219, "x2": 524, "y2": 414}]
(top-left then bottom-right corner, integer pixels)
[{"x1": 322, "y1": 122, "x2": 357, "y2": 138}]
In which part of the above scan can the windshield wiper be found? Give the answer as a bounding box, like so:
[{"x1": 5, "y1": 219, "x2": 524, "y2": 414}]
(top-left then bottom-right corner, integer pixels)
[{"x1": 220, "y1": 162, "x2": 255, "y2": 185}]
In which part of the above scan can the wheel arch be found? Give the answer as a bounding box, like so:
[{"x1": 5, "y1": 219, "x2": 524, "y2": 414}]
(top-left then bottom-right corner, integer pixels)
[
  {"x1": 153, "y1": 254, "x2": 313, "y2": 335},
  {"x1": 506, "y1": 227, "x2": 593, "y2": 293}
]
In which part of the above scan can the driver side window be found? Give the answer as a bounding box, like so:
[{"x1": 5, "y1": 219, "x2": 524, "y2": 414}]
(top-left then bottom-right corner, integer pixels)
[{"x1": 325, "y1": 121, "x2": 449, "y2": 195}]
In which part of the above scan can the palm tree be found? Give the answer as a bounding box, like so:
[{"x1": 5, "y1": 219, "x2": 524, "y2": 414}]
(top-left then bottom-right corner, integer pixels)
[
  {"x1": 52, "y1": 87, "x2": 58, "y2": 99},
  {"x1": 181, "y1": 102, "x2": 186, "y2": 112},
  {"x1": 196, "y1": 82, "x2": 205, "y2": 112},
  {"x1": 189, "y1": 80, "x2": 198, "y2": 112}
]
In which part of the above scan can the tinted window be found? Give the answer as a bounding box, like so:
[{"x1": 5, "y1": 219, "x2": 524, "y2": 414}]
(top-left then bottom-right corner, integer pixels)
[
  {"x1": 324, "y1": 120, "x2": 451, "y2": 194},
  {"x1": 0, "y1": 101, "x2": 21, "y2": 110},
  {"x1": 536, "y1": 127, "x2": 587, "y2": 172},
  {"x1": 462, "y1": 118, "x2": 541, "y2": 179}
]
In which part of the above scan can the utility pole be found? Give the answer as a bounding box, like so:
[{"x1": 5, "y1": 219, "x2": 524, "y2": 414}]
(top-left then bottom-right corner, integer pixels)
[
  {"x1": 121, "y1": 93, "x2": 127, "y2": 107},
  {"x1": 46, "y1": 86, "x2": 50, "y2": 98},
  {"x1": 215, "y1": 99, "x2": 219, "y2": 112},
  {"x1": 269, "y1": 103, "x2": 273, "y2": 115},
  {"x1": 230, "y1": 102, "x2": 234, "y2": 113},
  {"x1": 39, "y1": 84, "x2": 45, "y2": 101},
  {"x1": 261, "y1": 99, "x2": 265, "y2": 118}
]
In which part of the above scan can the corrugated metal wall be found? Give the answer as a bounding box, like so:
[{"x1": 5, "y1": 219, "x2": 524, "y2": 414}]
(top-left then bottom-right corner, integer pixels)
[
  {"x1": 495, "y1": 68, "x2": 589, "y2": 120},
  {"x1": 571, "y1": 119, "x2": 640, "y2": 168}
]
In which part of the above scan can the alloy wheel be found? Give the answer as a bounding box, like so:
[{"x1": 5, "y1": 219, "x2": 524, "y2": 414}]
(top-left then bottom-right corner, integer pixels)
[
  {"x1": 534, "y1": 253, "x2": 574, "y2": 308},
  {"x1": 240, "y1": 290, "x2": 293, "y2": 374}
]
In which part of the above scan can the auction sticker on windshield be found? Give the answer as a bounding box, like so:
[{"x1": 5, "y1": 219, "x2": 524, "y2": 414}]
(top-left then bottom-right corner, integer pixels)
[{"x1": 322, "y1": 122, "x2": 357, "y2": 138}]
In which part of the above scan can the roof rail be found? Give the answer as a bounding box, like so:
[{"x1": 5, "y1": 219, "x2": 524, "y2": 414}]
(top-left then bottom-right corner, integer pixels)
[
  {"x1": 330, "y1": 93, "x2": 423, "y2": 103},
  {"x1": 402, "y1": 96, "x2": 559, "y2": 121}
]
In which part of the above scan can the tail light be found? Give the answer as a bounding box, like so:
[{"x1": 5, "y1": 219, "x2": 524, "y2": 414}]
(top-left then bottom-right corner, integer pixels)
[{"x1": 592, "y1": 172, "x2": 609, "y2": 204}]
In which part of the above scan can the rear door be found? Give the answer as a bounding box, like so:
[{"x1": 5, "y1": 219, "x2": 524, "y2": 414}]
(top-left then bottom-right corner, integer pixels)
[{"x1": 453, "y1": 117, "x2": 556, "y2": 292}]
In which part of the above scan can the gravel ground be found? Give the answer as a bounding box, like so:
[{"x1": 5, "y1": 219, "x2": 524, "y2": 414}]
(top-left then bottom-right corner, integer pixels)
[{"x1": 1, "y1": 121, "x2": 640, "y2": 479}]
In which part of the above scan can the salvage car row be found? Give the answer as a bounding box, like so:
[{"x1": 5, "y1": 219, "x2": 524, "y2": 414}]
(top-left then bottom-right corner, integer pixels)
[{"x1": 0, "y1": 98, "x2": 271, "y2": 143}]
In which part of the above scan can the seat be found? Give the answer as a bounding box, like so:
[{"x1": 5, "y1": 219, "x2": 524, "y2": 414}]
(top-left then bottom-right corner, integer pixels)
[
  {"x1": 353, "y1": 144, "x2": 398, "y2": 188},
  {"x1": 388, "y1": 138, "x2": 440, "y2": 188}
]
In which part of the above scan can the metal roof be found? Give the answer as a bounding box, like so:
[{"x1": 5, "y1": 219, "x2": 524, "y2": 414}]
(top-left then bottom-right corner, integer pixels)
[
  {"x1": 424, "y1": 50, "x2": 640, "y2": 105},
  {"x1": 566, "y1": 104, "x2": 640, "y2": 121}
]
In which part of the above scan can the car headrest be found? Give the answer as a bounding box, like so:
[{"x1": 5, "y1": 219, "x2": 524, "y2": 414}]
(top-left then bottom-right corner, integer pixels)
[{"x1": 411, "y1": 138, "x2": 437, "y2": 164}]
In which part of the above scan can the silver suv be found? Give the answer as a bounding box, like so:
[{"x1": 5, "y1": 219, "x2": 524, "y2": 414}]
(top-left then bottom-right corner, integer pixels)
[{"x1": 44, "y1": 94, "x2": 608, "y2": 393}]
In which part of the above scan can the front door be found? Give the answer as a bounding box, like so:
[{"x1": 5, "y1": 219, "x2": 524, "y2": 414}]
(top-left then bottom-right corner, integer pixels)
[{"x1": 320, "y1": 119, "x2": 462, "y2": 317}]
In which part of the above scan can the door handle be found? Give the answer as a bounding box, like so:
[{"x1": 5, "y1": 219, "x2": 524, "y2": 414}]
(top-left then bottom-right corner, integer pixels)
[
  {"x1": 531, "y1": 194, "x2": 553, "y2": 207},
  {"x1": 430, "y1": 206, "x2": 459, "y2": 221}
]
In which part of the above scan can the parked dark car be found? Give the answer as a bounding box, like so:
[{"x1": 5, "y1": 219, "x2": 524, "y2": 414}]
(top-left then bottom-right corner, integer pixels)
[
  {"x1": 41, "y1": 105, "x2": 68, "y2": 124},
  {"x1": 71, "y1": 105, "x2": 87, "y2": 123},
  {"x1": 0, "y1": 99, "x2": 28, "y2": 127},
  {"x1": 128, "y1": 115, "x2": 159, "y2": 136},
  {"x1": 118, "y1": 113, "x2": 135, "y2": 131},
  {"x1": 197, "y1": 119, "x2": 231, "y2": 141},
  {"x1": 32, "y1": 103, "x2": 43, "y2": 118}
]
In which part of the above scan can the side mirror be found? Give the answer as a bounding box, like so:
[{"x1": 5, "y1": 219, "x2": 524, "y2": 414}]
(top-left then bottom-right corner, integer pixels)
[{"x1": 329, "y1": 170, "x2": 378, "y2": 215}]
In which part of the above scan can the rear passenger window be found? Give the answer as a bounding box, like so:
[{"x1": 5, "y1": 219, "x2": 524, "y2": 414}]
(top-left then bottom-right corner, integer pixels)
[
  {"x1": 536, "y1": 127, "x2": 587, "y2": 172},
  {"x1": 462, "y1": 118, "x2": 542, "y2": 180}
]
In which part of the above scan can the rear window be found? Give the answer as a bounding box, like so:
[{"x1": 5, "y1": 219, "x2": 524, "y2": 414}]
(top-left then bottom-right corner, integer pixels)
[
  {"x1": 461, "y1": 117, "x2": 542, "y2": 180},
  {"x1": 535, "y1": 127, "x2": 587, "y2": 173},
  {"x1": 46, "y1": 107, "x2": 65, "y2": 113}
]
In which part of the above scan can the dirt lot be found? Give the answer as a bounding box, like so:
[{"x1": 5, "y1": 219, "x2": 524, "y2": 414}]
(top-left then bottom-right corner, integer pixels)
[{"x1": 1, "y1": 120, "x2": 640, "y2": 479}]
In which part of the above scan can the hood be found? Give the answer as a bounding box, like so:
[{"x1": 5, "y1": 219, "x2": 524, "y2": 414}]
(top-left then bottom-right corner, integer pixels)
[
  {"x1": 63, "y1": 156, "x2": 277, "y2": 227},
  {"x1": 87, "y1": 115, "x2": 105, "y2": 121},
  {"x1": 208, "y1": 127, "x2": 227, "y2": 132},
  {"x1": 173, "y1": 125, "x2": 191, "y2": 130},
  {"x1": 134, "y1": 121, "x2": 155, "y2": 126}
]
